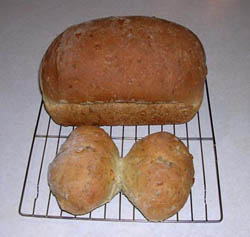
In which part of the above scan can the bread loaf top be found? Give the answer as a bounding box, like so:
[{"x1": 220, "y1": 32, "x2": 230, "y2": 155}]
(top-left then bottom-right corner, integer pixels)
[{"x1": 40, "y1": 16, "x2": 207, "y2": 107}]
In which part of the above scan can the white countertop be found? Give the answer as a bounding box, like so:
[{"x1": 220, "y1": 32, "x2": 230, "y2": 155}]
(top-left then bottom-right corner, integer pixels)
[{"x1": 1, "y1": 0, "x2": 250, "y2": 236}]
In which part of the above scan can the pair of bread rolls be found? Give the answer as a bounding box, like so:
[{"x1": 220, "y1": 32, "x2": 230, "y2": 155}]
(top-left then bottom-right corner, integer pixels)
[{"x1": 48, "y1": 126, "x2": 194, "y2": 221}]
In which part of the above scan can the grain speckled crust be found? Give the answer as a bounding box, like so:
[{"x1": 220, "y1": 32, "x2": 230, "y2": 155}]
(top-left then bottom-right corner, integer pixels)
[
  {"x1": 40, "y1": 16, "x2": 207, "y2": 126},
  {"x1": 47, "y1": 126, "x2": 120, "y2": 215},
  {"x1": 122, "y1": 132, "x2": 194, "y2": 222},
  {"x1": 43, "y1": 97, "x2": 197, "y2": 126}
]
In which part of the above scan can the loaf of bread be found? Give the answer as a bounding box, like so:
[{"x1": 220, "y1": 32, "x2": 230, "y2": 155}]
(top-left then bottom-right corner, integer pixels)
[
  {"x1": 47, "y1": 126, "x2": 120, "y2": 215},
  {"x1": 40, "y1": 16, "x2": 207, "y2": 126},
  {"x1": 122, "y1": 132, "x2": 194, "y2": 221}
]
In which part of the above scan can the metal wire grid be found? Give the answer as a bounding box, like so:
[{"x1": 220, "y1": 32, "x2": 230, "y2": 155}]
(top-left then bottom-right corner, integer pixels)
[{"x1": 18, "y1": 80, "x2": 223, "y2": 223}]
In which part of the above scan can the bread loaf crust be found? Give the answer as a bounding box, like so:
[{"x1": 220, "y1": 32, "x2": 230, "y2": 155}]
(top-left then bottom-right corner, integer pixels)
[{"x1": 40, "y1": 16, "x2": 207, "y2": 125}]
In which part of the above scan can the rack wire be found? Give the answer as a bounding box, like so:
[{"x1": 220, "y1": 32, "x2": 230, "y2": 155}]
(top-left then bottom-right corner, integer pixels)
[{"x1": 19, "y1": 80, "x2": 223, "y2": 223}]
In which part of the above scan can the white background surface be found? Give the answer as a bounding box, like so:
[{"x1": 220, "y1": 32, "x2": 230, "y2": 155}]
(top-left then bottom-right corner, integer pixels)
[{"x1": 1, "y1": 0, "x2": 250, "y2": 236}]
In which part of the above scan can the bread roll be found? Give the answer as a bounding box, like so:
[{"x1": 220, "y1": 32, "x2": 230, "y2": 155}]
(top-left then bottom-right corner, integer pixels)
[
  {"x1": 40, "y1": 16, "x2": 207, "y2": 126},
  {"x1": 122, "y1": 132, "x2": 194, "y2": 221},
  {"x1": 47, "y1": 126, "x2": 120, "y2": 215}
]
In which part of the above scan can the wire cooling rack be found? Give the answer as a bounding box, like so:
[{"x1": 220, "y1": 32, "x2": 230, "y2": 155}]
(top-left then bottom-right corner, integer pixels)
[{"x1": 19, "y1": 80, "x2": 223, "y2": 223}]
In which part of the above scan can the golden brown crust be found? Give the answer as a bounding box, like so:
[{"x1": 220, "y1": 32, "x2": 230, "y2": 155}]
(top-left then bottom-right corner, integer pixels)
[
  {"x1": 47, "y1": 126, "x2": 120, "y2": 215},
  {"x1": 122, "y1": 132, "x2": 194, "y2": 221},
  {"x1": 40, "y1": 16, "x2": 206, "y2": 126}
]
